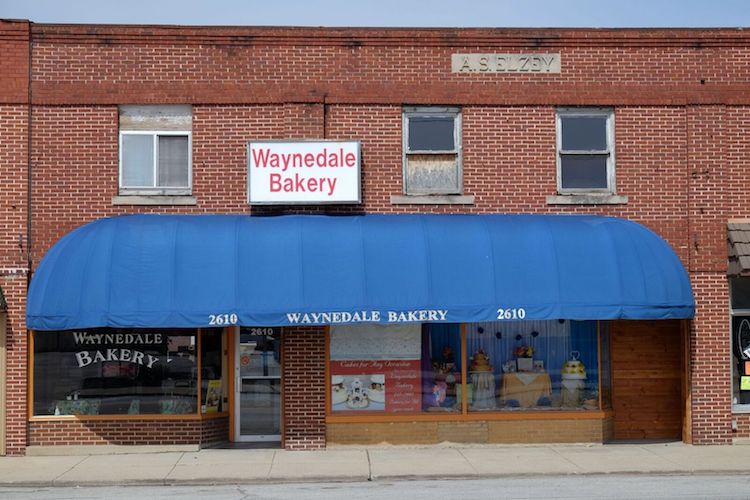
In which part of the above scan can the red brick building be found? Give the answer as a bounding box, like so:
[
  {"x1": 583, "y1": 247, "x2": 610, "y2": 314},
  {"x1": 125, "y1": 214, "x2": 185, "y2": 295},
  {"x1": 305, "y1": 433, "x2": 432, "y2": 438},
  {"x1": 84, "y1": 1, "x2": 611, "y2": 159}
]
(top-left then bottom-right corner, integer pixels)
[{"x1": 1, "y1": 20, "x2": 749, "y2": 455}]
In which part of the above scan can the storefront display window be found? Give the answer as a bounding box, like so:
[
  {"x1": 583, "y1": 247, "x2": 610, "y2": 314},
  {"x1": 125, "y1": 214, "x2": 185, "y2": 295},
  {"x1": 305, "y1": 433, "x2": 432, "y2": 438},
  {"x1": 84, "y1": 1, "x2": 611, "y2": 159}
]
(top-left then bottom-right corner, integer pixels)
[
  {"x1": 328, "y1": 320, "x2": 605, "y2": 415},
  {"x1": 329, "y1": 323, "x2": 463, "y2": 413},
  {"x1": 467, "y1": 320, "x2": 600, "y2": 411},
  {"x1": 200, "y1": 329, "x2": 224, "y2": 413},
  {"x1": 33, "y1": 328, "x2": 225, "y2": 416}
]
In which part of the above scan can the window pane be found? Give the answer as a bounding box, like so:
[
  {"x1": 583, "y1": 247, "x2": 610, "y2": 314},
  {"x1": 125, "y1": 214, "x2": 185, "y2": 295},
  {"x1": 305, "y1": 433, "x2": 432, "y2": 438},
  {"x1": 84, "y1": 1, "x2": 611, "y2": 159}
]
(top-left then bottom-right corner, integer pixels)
[
  {"x1": 408, "y1": 116, "x2": 455, "y2": 151},
  {"x1": 239, "y1": 327, "x2": 281, "y2": 378},
  {"x1": 329, "y1": 323, "x2": 463, "y2": 414},
  {"x1": 406, "y1": 154, "x2": 460, "y2": 194},
  {"x1": 158, "y1": 135, "x2": 189, "y2": 187},
  {"x1": 560, "y1": 155, "x2": 608, "y2": 189},
  {"x1": 33, "y1": 329, "x2": 197, "y2": 415},
  {"x1": 561, "y1": 116, "x2": 607, "y2": 151},
  {"x1": 122, "y1": 134, "x2": 154, "y2": 187},
  {"x1": 466, "y1": 320, "x2": 600, "y2": 412},
  {"x1": 200, "y1": 329, "x2": 224, "y2": 413},
  {"x1": 731, "y1": 278, "x2": 750, "y2": 310}
]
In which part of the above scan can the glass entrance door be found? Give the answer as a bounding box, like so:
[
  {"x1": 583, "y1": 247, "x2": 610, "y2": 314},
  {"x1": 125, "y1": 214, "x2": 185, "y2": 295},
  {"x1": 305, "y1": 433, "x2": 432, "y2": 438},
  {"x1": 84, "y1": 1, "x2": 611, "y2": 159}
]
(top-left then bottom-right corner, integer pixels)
[{"x1": 235, "y1": 327, "x2": 281, "y2": 442}]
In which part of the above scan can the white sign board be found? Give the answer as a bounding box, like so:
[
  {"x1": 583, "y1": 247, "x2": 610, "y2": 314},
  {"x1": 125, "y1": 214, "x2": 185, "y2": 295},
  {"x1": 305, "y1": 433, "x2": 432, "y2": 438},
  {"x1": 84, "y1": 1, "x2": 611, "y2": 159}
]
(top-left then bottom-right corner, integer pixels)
[{"x1": 248, "y1": 141, "x2": 361, "y2": 204}]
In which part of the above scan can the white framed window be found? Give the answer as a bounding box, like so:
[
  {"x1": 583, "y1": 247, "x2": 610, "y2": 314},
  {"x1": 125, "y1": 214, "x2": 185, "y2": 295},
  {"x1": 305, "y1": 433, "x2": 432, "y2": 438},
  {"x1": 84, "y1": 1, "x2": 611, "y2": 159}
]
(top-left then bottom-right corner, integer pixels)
[
  {"x1": 119, "y1": 105, "x2": 192, "y2": 195},
  {"x1": 556, "y1": 108, "x2": 615, "y2": 194},
  {"x1": 731, "y1": 277, "x2": 750, "y2": 411},
  {"x1": 402, "y1": 107, "x2": 462, "y2": 195}
]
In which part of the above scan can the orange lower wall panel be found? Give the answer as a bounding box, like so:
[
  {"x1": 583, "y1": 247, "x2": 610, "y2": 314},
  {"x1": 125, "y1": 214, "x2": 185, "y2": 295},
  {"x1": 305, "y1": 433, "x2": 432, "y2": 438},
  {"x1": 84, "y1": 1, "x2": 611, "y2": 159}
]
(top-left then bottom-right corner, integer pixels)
[{"x1": 327, "y1": 417, "x2": 613, "y2": 445}]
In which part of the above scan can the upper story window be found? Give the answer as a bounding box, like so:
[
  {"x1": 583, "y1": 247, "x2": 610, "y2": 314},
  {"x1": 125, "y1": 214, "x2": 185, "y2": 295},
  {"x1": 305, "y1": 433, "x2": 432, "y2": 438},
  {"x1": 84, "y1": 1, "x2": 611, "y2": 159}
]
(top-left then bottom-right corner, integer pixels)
[
  {"x1": 556, "y1": 108, "x2": 615, "y2": 194},
  {"x1": 119, "y1": 105, "x2": 192, "y2": 195},
  {"x1": 403, "y1": 107, "x2": 462, "y2": 195}
]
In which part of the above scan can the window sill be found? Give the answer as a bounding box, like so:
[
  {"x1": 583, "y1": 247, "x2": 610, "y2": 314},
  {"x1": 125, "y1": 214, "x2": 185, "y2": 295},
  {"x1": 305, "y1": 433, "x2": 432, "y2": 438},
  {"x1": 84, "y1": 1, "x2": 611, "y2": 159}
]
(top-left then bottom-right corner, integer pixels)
[
  {"x1": 112, "y1": 195, "x2": 198, "y2": 206},
  {"x1": 546, "y1": 194, "x2": 628, "y2": 205},
  {"x1": 390, "y1": 194, "x2": 475, "y2": 205}
]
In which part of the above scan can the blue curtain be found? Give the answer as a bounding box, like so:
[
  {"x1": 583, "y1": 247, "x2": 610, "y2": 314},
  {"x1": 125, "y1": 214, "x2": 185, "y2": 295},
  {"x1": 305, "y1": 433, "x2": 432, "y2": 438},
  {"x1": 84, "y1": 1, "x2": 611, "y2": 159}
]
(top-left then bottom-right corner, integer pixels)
[
  {"x1": 428, "y1": 323, "x2": 462, "y2": 367},
  {"x1": 570, "y1": 320, "x2": 599, "y2": 390},
  {"x1": 464, "y1": 320, "x2": 598, "y2": 389}
]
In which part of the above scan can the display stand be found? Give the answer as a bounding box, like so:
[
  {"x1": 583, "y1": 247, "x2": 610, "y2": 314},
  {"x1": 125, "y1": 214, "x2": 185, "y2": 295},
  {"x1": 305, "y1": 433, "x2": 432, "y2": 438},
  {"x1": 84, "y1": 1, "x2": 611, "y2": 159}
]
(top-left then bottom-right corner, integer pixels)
[{"x1": 470, "y1": 371, "x2": 496, "y2": 409}]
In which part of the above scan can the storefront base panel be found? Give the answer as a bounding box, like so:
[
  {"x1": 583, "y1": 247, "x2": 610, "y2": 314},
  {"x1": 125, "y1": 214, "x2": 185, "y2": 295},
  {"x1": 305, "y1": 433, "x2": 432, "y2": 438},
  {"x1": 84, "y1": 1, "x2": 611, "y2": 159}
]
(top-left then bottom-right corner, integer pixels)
[
  {"x1": 732, "y1": 414, "x2": 750, "y2": 439},
  {"x1": 327, "y1": 417, "x2": 614, "y2": 445},
  {"x1": 28, "y1": 417, "x2": 229, "y2": 448}
]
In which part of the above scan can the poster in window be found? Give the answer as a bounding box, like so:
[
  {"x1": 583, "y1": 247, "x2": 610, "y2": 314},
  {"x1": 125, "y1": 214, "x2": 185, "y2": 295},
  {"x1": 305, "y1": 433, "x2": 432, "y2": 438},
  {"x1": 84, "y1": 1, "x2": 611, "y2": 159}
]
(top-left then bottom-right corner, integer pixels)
[
  {"x1": 331, "y1": 360, "x2": 420, "y2": 412},
  {"x1": 204, "y1": 379, "x2": 222, "y2": 413}
]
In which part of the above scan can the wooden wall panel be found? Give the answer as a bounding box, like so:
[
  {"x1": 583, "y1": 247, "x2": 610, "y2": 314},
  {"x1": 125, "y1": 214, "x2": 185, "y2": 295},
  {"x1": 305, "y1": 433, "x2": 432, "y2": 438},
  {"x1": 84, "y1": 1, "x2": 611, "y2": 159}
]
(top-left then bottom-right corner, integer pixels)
[{"x1": 610, "y1": 320, "x2": 683, "y2": 440}]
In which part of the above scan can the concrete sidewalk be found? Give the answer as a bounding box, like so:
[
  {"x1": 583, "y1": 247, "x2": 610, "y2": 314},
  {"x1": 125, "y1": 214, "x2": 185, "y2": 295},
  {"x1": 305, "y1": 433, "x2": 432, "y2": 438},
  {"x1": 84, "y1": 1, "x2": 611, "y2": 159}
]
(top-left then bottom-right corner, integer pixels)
[{"x1": 1, "y1": 442, "x2": 749, "y2": 486}]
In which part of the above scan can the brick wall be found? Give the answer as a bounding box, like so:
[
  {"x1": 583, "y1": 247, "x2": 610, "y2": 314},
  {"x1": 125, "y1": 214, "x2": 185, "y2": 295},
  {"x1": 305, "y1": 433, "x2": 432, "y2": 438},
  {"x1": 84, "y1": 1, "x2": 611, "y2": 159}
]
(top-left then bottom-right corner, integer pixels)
[
  {"x1": 0, "y1": 21, "x2": 29, "y2": 104},
  {"x1": 28, "y1": 417, "x2": 229, "y2": 446},
  {"x1": 0, "y1": 44, "x2": 30, "y2": 454},
  {"x1": 3, "y1": 23, "x2": 750, "y2": 451},
  {"x1": 282, "y1": 327, "x2": 326, "y2": 450}
]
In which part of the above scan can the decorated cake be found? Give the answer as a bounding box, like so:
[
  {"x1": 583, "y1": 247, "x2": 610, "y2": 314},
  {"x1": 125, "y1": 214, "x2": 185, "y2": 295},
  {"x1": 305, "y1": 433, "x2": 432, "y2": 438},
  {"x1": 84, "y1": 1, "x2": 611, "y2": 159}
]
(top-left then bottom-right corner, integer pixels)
[
  {"x1": 331, "y1": 375, "x2": 348, "y2": 405},
  {"x1": 561, "y1": 352, "x2": 587, "y2": 380},
  {"x1": 367, "y1": 374, "x2": 385, "y2": 403},
  {"x1": 346, "y1": 377, "x2": 370, "y2": 409},
  {"x1": 470, "y1": 350, "x2": 493, "y2": 372}
]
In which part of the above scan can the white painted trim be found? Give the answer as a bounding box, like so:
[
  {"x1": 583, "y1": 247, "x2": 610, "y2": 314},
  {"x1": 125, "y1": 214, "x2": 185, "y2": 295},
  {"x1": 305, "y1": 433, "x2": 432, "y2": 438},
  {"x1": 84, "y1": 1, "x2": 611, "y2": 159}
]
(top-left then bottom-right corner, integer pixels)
[
  {"x1": 546, "y1": 194, "x2": 628, "y2": 205},
  {"x1": 390, "y1": 194, "x2": 474, "y2": 205},
  {"x1": 112, "y1": 195, "x2": 197, "y2": 206}
]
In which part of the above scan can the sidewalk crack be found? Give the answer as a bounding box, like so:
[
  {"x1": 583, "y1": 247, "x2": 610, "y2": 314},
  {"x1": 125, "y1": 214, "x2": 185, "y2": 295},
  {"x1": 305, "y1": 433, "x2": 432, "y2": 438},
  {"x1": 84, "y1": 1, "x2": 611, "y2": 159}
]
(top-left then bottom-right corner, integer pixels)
[
  {"x1": 268, "y1": 450, "x2": 277, "y2": 478},
  {"x1": 164, "y1": 451, "x2": 184, "y2": 484},
  {"x1": 638, "y1": 445, "x2": 686, "y2": 470},
  {"x1": 456, "y1": 448, "x2": 479, "y2": 476},
  {"x1": 548, "y1": 446, "x2": 585, "y2": 473},
  {"x1": 52, "y1": 454, "x2": 91, "y2": 485}
]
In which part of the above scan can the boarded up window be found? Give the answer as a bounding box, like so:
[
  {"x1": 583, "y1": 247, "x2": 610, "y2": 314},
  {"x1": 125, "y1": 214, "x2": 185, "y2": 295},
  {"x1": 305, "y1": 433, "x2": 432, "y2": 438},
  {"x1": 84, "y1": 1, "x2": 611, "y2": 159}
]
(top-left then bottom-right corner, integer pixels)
[{"x1": 403, "y1": 108, "x2": 461, "y2": 195}]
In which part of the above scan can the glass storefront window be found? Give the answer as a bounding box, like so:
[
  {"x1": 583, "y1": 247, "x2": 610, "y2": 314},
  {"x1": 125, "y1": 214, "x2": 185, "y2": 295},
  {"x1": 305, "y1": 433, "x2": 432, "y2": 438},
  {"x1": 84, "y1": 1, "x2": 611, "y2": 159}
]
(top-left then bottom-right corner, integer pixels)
[
  {"x1": 33, "y1": 328, "x2": 226, "y2": 416},
  {"x1": 328, "y1": 320, "x2": 605, "y2": 415},
  {"x1": 329, "y1": 323, "x2": 463, "y2": 413},
  {"x1": 466, "y1": 320, "x2": 600, "y2": 412},
  {"x1": 200, "y1": 328, "x2": 224, "y2": 413}
]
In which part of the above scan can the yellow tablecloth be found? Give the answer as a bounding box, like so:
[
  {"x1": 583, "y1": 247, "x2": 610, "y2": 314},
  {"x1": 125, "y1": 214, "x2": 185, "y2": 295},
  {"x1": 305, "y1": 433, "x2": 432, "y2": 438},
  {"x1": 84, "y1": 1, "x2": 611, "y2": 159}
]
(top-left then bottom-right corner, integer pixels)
[{"x1": 500, "y1": 372, "x2": 552, "y2": 408}]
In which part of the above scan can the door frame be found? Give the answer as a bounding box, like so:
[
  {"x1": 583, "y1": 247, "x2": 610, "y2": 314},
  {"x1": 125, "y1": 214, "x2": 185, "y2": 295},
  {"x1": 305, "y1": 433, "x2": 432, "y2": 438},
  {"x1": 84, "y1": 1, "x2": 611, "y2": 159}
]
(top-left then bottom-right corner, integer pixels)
[{"x1": 232, "y1": 326, "x2": 283, "y2": 443}]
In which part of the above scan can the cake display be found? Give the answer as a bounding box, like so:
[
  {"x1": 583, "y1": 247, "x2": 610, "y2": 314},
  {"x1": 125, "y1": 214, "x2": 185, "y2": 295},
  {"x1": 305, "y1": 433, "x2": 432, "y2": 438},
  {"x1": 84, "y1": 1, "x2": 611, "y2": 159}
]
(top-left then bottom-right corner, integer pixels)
[
  {"x1": 561, "y1": 352, "x2": 587, "y2": 380},
  {"x1": 367, "y1": 374, "x2": 385, "y2": 403},
  {"x1": 346, "y1": 377, "x2": 369, "y2": 409},
  {"x1": 469, "y1": 350, "x2": 496, "y2": 409},
  {"x1": 331, "y1": 375, "x2": 348, "y2": 405},
  {"x1": 470, "y1": 350, "x2": 493, "y2": 372}
]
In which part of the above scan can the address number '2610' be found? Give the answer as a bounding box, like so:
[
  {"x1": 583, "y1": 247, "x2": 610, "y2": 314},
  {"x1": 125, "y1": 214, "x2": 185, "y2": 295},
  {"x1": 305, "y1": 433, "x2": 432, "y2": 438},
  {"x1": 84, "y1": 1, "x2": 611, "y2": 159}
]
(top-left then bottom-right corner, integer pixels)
[
  {"x1": 208, "y1": 313, "x2": 238, "y2": 325},
  {"x1": 497, "y1": 308, "x2": 526, "y2": 320}
]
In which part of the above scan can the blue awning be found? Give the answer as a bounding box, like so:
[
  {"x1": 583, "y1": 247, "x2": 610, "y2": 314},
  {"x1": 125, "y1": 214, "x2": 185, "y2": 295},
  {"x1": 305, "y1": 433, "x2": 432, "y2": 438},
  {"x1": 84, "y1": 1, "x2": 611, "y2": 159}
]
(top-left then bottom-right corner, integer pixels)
[{"x1": 27, "y1": 214, "x2": 695, "y2": 330}]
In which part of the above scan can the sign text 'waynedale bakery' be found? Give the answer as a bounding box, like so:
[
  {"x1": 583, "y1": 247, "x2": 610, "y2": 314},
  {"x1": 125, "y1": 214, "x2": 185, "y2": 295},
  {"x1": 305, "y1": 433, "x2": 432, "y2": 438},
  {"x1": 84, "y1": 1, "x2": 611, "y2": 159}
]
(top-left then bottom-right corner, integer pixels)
[{"x1": 248, "y1": 141, "x2": 361, "y2": 204}]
